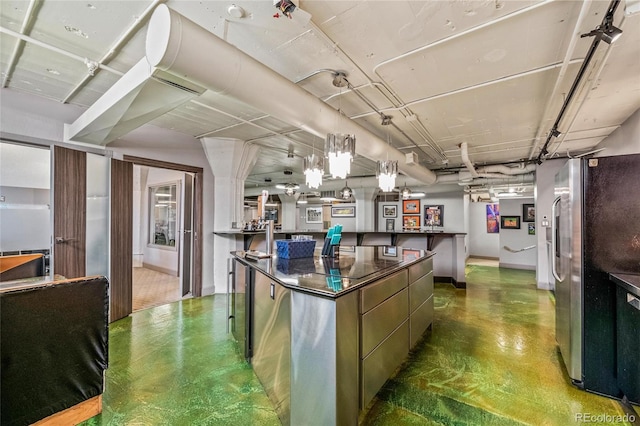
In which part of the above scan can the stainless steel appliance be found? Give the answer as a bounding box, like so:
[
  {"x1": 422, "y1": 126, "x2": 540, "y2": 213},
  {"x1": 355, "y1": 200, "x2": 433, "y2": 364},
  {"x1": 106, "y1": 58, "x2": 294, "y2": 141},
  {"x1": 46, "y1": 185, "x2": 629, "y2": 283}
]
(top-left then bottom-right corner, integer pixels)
[
  {"x1": 553, "y1": 155, "x2": 640, "y2": 399},
  {"x1": 228, "y1": 258, "x2": 251, "y2": 358}
]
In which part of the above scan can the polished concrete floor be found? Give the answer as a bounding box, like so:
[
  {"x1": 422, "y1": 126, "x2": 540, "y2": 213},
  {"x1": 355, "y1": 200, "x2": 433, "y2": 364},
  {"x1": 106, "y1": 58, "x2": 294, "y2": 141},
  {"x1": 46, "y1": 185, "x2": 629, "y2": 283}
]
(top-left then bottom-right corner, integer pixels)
[{"x1": 82, "y1": 265, "x2": 634, "y2": 425}]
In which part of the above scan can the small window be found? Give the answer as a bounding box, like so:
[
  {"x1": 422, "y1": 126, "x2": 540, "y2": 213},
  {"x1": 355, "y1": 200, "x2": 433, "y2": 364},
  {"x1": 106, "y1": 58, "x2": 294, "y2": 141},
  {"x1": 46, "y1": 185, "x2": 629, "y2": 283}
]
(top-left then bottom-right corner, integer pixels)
[{"x1": 149, "y1": 183, "x2": 178, "y2": 249}]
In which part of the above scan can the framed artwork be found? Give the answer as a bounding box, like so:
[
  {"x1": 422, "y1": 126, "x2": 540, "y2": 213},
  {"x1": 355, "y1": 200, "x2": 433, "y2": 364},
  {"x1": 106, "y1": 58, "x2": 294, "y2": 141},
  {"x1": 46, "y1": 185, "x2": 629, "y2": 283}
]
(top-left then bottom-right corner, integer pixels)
[
  {"x1": 383, "y1": 205, "x2": 397, "y2": 218},
  {"x1": 424, "y1": 205, "x2": 444, "y2": 227},
  {"x1": 402, "y1": 199, "x2": 420, "y2": 214},
  {"x1": 331, "y1": 206, "x2": 355, "y2": 217},
  {"x1": 522, "y1": 203, "x2": 535, "y2": 222},
  {"x1": 386, "y1": 219, "x2": 395, "y2": 231},
  {"x1": 528, "y1": 223, "x2": 536, "y2": 235},
  {"x1": 403, "y1": 215, "x2": 420, "y2": 229},
  {"x1": 383, "y1": 246, "x2": 397, "y2": 257},
  {"x1": 402, "y1": 249, "x2": 421, "y2": 260},
  {"x1": 264, "y1": 208, "x2": 278, "y2": 222},
  {"x1": 501, "y1": 216, "x2": 521, "y2": 229},
  {"x1": 305, "y1": 207, "x2": 323, "y2": 224},
  {"x1": 486, "y1": 203, "x2": 499, "y2": 233}
]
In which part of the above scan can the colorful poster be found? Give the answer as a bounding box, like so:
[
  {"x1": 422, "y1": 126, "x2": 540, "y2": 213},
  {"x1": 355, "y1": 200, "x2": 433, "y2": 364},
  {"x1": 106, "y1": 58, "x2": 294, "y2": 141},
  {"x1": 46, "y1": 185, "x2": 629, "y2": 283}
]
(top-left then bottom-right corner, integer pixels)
[{"x1": 486, "y1": 204, "x2": 499, "y2": 233}]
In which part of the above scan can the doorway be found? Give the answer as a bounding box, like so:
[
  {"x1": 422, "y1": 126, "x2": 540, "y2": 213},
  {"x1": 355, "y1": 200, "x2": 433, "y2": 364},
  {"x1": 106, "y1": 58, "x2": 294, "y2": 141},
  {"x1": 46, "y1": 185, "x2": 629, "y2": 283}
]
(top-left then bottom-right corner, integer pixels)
[{"x1": 126, "y1": 156, "x2": 202, "y2": 312}]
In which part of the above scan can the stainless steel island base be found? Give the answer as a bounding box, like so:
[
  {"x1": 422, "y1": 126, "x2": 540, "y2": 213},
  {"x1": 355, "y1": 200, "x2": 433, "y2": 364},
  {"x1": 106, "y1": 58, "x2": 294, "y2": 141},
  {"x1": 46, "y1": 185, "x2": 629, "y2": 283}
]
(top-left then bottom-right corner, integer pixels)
[{"x1": 230, "y1": 246, "x2": 434, "y2": 425}]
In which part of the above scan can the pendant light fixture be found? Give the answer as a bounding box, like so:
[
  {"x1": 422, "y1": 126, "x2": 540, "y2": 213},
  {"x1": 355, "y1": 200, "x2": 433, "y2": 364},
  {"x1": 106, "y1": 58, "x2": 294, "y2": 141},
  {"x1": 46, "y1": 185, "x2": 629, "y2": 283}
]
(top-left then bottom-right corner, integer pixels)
[
  {"x1": 401, "y1": 182, "x2": 412, "y2": 199},
  {"x1": 377, "y1": 115, "x2": 397, "y2": 192},
  {"x1": 304, "y1": 153, "x2": 324, "y2": 189},
  {"x1": 326, "y1": 73, "x2": 355, "y2": 179},
  {"x1": 339, "y1": 180, "x2": 353, "y2": 200}
]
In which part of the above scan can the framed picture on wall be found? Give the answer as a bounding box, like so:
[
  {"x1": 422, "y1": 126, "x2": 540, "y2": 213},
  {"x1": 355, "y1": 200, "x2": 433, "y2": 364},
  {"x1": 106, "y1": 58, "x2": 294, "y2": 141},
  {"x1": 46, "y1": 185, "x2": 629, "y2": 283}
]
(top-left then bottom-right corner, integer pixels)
[
  {"x1": 403, "y1": 215, "x2": 420, "y2": 230},
  {"x1": 386, "y1": 219, "x2": 395, "y2": 231},
  {"x1": 522, "y1": 203, "x2": 535, "y2": 222},
  {"x1": 305, "y1": 207, "x2": 323, "y2": 224},
  {"x1": 501, "y1": 216, "x2": 521, "y2": 229},
  {"x1": 331, "y1": 206, "x2": 355, "y2": 217},
  {"x1": 264, "y1": 208, "x2": 278, "y2": 222},
  {"x1": 424, "y1": 205, "x2": 444, "y2": 227},
  {"x1": 403, "y1": 199, "x2": 420, "y2": 214},
  {"x1": 383, "y1": 205, "x2": 397, "y2": 218},
  {"x1": 528, "y1": 223, "x2": 536, "y2": 235},
  {"x1": 486, "y1": 203, "x2": 500, "y2": 233}
]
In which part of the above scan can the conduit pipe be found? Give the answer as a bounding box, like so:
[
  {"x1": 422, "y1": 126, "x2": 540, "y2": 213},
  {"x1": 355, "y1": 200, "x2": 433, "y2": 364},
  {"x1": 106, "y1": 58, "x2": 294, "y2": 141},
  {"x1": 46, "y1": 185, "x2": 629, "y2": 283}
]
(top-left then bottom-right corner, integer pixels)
[
  {"x1": 459, "y1": 142, "x2": 479, "y2": 178},
  {"x1": 1, "y1": 0, "x2": 40, "y2": 88},
  {"x1": 145, "y1": 5, "x2": 437, "y2": 184}
]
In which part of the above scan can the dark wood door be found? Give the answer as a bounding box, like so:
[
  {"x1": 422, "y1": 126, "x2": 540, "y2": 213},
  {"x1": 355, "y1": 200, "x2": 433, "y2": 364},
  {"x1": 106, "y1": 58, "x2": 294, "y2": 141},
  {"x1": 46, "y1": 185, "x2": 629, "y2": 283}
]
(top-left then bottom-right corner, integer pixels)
[
  {"x1": 53, "y1": 146, "x2": 86, "y2": 279},
  {"x1": 110, "y1": 158, "x2": 133, "y2": 322},
  {"x1": 181, "y1": 173, "x2": 193, "y2": 296}
]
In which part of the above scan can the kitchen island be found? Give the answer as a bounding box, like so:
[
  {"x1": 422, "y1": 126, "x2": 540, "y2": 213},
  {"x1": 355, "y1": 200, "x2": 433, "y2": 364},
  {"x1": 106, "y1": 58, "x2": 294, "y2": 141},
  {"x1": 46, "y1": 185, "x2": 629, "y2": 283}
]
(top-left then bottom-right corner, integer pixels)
[{"x1": 230, "y1": 246, "x2": 434, "y2": 425}]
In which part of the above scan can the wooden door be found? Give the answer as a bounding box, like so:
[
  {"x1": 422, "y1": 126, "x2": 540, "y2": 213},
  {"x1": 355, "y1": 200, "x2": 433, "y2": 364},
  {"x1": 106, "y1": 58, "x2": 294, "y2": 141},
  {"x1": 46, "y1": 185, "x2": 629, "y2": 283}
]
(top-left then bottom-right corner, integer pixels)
[
  {"x1": 53, "y1": 146, "x2": 86, "y2": 279},
  {"x1": 110, "y1": 158, "x2": 133, "y2": 322}
]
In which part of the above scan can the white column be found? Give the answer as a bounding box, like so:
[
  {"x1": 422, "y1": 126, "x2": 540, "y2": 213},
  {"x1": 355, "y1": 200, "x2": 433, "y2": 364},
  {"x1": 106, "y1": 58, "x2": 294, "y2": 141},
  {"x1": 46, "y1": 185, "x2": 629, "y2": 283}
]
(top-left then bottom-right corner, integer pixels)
[
  {"x1": 201, "y1": 137, "x2": 259, "y2": 293},
  {"x1": 452, "y1": 234, "x2": 467, "y2": 286},
  {"x1": 279, "y1": 194, "x2": 298, "y2": 230},
  {"x1": 354, "y1": 187, "x2": 378, "y2": 231}
]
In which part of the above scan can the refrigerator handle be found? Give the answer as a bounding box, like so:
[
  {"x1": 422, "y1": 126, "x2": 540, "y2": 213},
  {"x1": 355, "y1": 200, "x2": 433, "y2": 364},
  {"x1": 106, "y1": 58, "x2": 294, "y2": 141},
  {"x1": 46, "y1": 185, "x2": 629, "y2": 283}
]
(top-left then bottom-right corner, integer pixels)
[
  {"x1": 551, "y1": 196, "x2": 561, "y2": 282},
  {"x1": 226, "y1": 258, "x2": 233, "y2": 333}
]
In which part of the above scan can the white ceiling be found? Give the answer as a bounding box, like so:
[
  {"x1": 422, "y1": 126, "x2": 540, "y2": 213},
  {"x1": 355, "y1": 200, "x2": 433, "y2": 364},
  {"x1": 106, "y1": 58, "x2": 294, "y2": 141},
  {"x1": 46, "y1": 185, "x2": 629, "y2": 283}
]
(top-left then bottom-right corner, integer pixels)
[{"x1": 1, "y1": 0, "x2": 639, "y2": 190}]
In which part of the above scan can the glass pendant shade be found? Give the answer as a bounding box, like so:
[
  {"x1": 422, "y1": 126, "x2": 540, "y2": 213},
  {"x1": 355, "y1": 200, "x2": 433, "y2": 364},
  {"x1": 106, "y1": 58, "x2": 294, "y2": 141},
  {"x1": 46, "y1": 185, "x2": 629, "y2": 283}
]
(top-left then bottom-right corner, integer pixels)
[
  {"x1": 377, "y1": 160, "x2": 397, "y2": 192},
  {"x1": 325, "y1": 133, "x2": 356, "y2": 179},
  {"x1": 284, "y1": 183, "x2": 297, "y2": 196},
  {"x1": 339, "y1": 183, "x2": 353, "y2": 200},
  {"x1": 303, "y1": 154, "x2": 324, "y2": 189},
  {"x1": 401, "y1": 184, "x2": 412, "y2": 199}
]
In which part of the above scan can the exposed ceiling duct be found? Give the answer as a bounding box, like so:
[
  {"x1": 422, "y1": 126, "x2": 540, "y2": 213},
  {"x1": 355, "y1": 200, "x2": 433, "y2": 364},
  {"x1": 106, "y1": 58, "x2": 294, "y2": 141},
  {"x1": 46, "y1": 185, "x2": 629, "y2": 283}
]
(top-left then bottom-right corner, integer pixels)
[
  {"x1": 66, "y1": 4, "x2": 438, "y2": 184},
  {"x1": 64, "y1": 60, "x2": 205, "y2": 144}
]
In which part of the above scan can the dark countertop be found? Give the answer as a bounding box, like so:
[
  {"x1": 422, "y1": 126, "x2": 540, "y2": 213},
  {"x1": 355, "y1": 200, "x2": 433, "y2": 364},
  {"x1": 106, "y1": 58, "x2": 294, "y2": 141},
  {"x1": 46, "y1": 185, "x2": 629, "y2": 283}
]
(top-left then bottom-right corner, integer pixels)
[
  {"x1": 232, "y1": 245, "x2": 433, "y2": 298},
  {"x1": 609, "y1": 273, "x2": 640, "y2": 298},
  {"x1": 215, "y1": 229, "x2": 466, "y2": 235}
]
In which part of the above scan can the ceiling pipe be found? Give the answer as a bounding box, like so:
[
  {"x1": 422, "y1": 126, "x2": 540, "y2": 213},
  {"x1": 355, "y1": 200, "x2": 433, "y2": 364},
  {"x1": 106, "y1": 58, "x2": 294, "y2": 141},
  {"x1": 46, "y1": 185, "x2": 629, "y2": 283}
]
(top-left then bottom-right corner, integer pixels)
[
  {"x1": 0, "y1": 26, "x2": 123, "y2": 76},
  {"x1": 1, "y1": 0, "x2": 41, "y2": 88},
  {"x1": 536, "y1": 0, "x2": 622, "y2": 164},
  {"x1": 145, "y1": 5, "x2": 437, "y2": 184},
  {"x1": 527, "y1": 0, "x2": 594, "y2": 160},
  {"x1": 459, "y1": 142, "x2": 479, "y2": 178},
  {"x1": 62, "y1": 0, "x2": 166, "y2": 103}
]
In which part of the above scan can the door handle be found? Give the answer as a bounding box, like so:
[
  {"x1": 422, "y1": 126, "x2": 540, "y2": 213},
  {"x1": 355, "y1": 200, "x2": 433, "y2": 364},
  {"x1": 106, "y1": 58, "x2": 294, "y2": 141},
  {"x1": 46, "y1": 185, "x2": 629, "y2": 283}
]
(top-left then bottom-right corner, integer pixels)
[
  {"x1": 55, "y1": 236, "x2": 76, "y2": 244},
  {"x1": 551, "y1": 196, "x2": 561, "y2": 282}
]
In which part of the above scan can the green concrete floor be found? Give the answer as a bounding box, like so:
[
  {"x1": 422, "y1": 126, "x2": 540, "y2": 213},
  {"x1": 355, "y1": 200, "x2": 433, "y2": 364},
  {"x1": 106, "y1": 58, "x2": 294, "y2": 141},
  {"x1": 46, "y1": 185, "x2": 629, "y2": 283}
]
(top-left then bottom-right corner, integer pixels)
[{"x1": 83, "y1": 265, "x2": 635, "y2": 425}]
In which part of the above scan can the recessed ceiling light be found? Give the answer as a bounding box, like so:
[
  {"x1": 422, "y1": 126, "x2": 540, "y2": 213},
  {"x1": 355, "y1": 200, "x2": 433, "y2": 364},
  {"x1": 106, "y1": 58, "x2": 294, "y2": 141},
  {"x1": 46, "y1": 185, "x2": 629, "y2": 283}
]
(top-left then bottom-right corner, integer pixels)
[
  {"x1": 87, "y1": 4, "x2": 96, "y2": 9},
  {"x1": 227, "y1": 4, "x2": 246, "y2": 18}
]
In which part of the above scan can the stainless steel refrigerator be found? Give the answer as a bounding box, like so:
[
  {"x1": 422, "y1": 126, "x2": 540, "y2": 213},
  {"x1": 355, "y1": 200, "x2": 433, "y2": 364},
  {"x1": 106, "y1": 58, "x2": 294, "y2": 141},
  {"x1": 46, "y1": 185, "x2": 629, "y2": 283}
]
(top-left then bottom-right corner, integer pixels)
[{"x1": 553, "y1": 155, "x2": 640, "y2": 399}]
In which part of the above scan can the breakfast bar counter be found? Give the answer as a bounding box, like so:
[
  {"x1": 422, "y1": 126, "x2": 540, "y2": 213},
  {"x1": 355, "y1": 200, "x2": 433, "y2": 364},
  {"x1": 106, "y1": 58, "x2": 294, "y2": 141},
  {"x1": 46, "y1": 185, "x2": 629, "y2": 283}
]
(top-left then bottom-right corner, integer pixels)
[{"x1": 229, "y1": 246, "x2": 435, "y2": 425}]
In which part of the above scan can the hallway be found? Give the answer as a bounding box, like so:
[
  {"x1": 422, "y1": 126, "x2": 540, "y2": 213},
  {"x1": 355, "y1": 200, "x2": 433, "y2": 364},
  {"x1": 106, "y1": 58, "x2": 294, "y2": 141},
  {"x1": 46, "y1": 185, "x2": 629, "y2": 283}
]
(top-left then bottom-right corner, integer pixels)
[
  {"x1": 82, "y1": 265, "x2": 633, "y2": 425},
  {"x1": 132, "y1": 267, "x2": 182, "y2": 312}
]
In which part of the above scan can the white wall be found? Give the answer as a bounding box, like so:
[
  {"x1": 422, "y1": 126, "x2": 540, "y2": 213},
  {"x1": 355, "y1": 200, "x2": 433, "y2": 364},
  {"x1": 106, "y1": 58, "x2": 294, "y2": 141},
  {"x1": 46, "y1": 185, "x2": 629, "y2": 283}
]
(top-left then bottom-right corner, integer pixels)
[
  {"x1": 376, "y1": 193, "x2": 466, "y2": 233},
  {"x1": 468, "y1": 202, "x2": 500, "y2": 258},
  {"x1": 498, "y1": 197, "x2": 537, "y2": 270},
  {"x1": 595, "y1": 107, "x2": 640, "y2": 156},
  {"x1": 377, "y1": 201, "x2": 401, "y2": 232}
]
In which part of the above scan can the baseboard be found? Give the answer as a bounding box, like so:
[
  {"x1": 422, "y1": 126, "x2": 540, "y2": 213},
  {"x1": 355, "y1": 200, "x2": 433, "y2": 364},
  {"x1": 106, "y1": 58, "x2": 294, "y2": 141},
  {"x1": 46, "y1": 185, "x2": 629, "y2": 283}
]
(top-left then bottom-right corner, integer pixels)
[
  {"x1": 499, "y1": 262, "x2": 536, "y2": 271},
  {"x1": 142, "y1": 262, "x2": 178, "y2": 277},
  {"x1": 33, "y1": 395, "x2": 101, "y2": 425},
  {"x1": 435, "y1": 276, "x2": 466, "y2": 289},
  {"x1": 469, "y1": 255, "x2": 499, "y2": 260}
]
